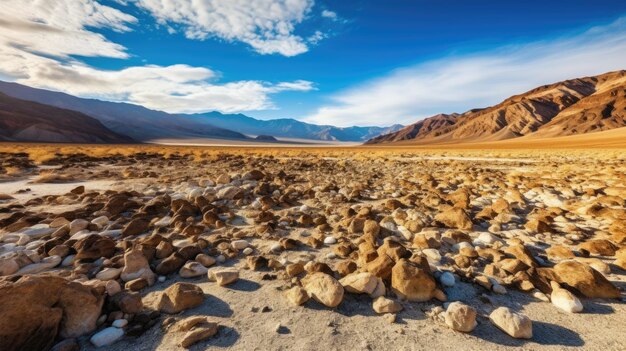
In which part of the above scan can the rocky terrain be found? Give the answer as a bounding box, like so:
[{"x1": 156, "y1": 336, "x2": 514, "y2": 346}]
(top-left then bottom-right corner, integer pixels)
[
  {"x1": 0, "y1": 145, "x2": 625, "y2": 350},
  {"x1": 367, "y1": 70, "x2": 626, "y2": 144}
]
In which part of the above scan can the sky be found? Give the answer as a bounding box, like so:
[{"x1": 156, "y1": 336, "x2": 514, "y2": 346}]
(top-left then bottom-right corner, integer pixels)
[{"x1": 1, "y1": 0, "x2": 626, "y2": 127}]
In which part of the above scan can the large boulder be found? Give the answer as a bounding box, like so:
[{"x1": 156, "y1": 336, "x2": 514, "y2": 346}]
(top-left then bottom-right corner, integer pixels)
[
  {"x1": 0, "y1": 276, "x2": 104, "y2": 351},
  {"x1": 553, "y1": 260, "x2": 620, "y2": 298},
  {"x1": 391, "y1": 259, "x2": 436, "y2": 301},
  {"x1": 339, "y1": 272, "x2": 378, "y2": 295},
  {"x1": 302, "y1": 272, "x2": 344, "y2": 308}
]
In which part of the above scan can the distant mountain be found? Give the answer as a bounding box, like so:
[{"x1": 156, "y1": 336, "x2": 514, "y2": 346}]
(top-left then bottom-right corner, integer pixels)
[
  {"x1": 0, "y1": 81, "x2": 247, "y2": 141},
  {"x1": 0, "y1": 93, "x2": 133, "y2": 143},
  {"x1": 183, "y1": 111, "x2": 404, "y2": 141},
  {"x1": 367, "y1": 70, "x2": 626, "y2": 144}
]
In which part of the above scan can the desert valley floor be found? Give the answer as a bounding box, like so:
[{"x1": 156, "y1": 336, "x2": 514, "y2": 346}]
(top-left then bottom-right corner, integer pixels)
[{"x1": 1, "y1": 142, "x2": 626, "y2": 351}]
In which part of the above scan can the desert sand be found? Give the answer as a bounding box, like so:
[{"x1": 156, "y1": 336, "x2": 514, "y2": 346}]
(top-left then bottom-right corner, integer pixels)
[{"x1": 0, "y1": 142, "x2": 625, "y2": 351}]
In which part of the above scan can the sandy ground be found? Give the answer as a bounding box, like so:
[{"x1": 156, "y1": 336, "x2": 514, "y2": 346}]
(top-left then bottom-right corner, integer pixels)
[{"x1": 1, "y1": 144, "x2": 625, "y2": 351}]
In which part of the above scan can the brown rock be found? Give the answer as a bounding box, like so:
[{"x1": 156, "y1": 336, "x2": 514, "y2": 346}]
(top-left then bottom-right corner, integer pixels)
[
  {"x1": 122, "y1": 218, "x2": 150, "y2": 237},
  {"x1": 391, "y1": 259, "x2": 436, "y2": 301},
  {"x1": 73, "y1": 235, "x2": 116, "y2": 261},
  {"x1": 578, "y1": 239, "x2": 618, "y2": 256},
  {"x1": 435, "y1": 208, "x2": 472, "y2": 230},
  {"x1": 554, "y1": 260, "x2": 620, "y2": 298},
  {"x1": 150, "y1": 283, "x2": 204, "y2": 314}
]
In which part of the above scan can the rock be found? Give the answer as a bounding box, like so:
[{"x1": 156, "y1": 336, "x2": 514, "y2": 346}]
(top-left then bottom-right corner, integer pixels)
[
  {"x1": 180, "y1": 322, "x2": 219, "y2": 348},
  {"x1": 339, "y1": 272, "x2": 378, "y2": 295},
  {"x1": 578, "y1": 239, "x2": 617, "y2": 256},
  {"x1": 444, "y1": 302, "x2": 477, "y2": 333},
  {"x1": 553, "y1": 260, "x2": 620, "y2": 298},
  {"x1": 489, "y1": 307, "x2": 532, "y2": 339},
  {"x1": 324, "y1": 236, "x2": 337, "y2": 245},
  {"x1": 149, "y1": 282, "x2": 204, "y2": 314},
  {"x1": 391, "y1": 259, "x2": 436, "y2": 302},
  {"x1": 110, "y1": 291, "x2": 143, "y2": 314},
  {"x1": 51, "y1": 338, "x2": 79, "y2": 351},
  {"x1": 96, "y1": 267, "x2": 122, "y2": 281},
  {"x1": 122, "y1": 219, "x2": 149, "y2": 237},
  {"x1": 365, "y1": 254, "x2": 395, "y2": 279},
  {"x1": 74, "y1": 235, "x2": 116, "y2": 261},
  {"x1": 16, "y1": 255, "x2": 62, "y2": 275},
  {"x1": 180, "y1": 261, "x2": 209, "y2": 278},
  {"x1": 284, "y1": 286, "x2": 310, "y2": 306},
  {"x1": 112, "y1": 319, "x2": 128, "y2": 328},
  {"x1": 121, "y1": 248, "x2": 156, "y2": 286},
  {"x1": 231, "y1": 240, "x2": 249, "y2": 250},
  {"x1": 156, "y1": 253, "x2": 186, "y2": 275},
  {"x1": 125, "y1": 278, "x2": 149, "y2": 291},
  {"x1": 90, "y1": 327, "x2": 124, "y2": 347},
  {"x1": 0, "y1": 276, "x2": 104, "y2": 351},
  {"x1": 372, "y1": 297, "x2": 403, "y2": 314},
  {"x1": 440, "y1": 271, "x2": 455, "y2": 287},
  {"x1": 435, "y1": 208, "x2": 472, "y2": 230},
  {"x1": 550, "y1": 281, "x2": 583, "y2": 313},
  {"x1": 105, "y1": 280, "x2": 122, "y2": 296},
  {"x1": 0, "y1": 258, "x2": 19, "y2": 276},
  {"x1": 69, "y1": 219, "x2": 89, "y2": 235},
  {"x1": 196, "y1": 254, "x2": 216, "y2": 267},
  {"x1": 302, "y1": 272, "x2": 344, "y2": 308},
  {"x1": 209, "y1": 270, "x2": 239, "y2": 286},
  {"x1": 546, "y1": 245, "x2": 575, "y2": 261}
]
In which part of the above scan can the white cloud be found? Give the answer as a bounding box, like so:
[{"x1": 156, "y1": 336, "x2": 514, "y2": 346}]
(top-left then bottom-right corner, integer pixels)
[
  {"x1": 131, "y1": 0, "x2": 316, "y2": 56},
  {"x1": 0, "y1": 0, "x2": 314, "y2": 114},
  {"x1": 322, "y1": 10, "x2": 337, "y2": 20},
  {"x1": 304, "y1": 17, "x2": 626, "y2": 127}
]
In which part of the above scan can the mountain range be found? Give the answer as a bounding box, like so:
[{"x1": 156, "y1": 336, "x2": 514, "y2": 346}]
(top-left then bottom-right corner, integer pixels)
[
  {"x1": 367, "y1": 70, "x2": 626, "y2": 144},
  {"x1": 0, "y1": 81, "x2": 401, "y2": 143}
]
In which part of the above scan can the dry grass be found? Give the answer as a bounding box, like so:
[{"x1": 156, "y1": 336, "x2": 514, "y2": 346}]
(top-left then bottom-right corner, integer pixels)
[{"x1": 0, "y1": 141, "x2": 624, "y2": 165}]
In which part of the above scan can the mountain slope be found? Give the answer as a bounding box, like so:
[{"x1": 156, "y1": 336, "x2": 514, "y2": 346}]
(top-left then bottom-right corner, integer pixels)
[
  {"x1": 0, "y1": 81, "x2": 247, "y2": 142},
  {"x1": 0, "y1": 93, "x2": 133, "y2": 143},
  {"x1": 368, "y1": 70, "x2": 626, "y2": 144},
  {"x1": 184, "y1": 112, "x2": 403, "y2": 142}
]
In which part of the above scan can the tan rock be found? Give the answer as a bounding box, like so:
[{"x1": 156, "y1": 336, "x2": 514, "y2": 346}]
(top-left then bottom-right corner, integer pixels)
[
  {"x1": 489, "y1": 307, "x2": 532, "y2": 339},
  {"x1": 445, "y1": 302, "x2": 477, "y2": 333},
  {"x1": 302, "y1": 272, "x2": 344, "y2": 308},
  {"x1": 553, "y1": 260, "x2": 620, "y2": 298},
  {"x1": 372, "y1": 296, "x2": 402, "y2": 314},
  {"x1": 391, "y1": 259, "x2": 436, "y2": 302}
]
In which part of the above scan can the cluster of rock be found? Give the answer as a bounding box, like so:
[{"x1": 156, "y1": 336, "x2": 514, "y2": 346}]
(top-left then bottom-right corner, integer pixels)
[{"x1": 0, "y1": 151, "x2": 624, "y2": 349}]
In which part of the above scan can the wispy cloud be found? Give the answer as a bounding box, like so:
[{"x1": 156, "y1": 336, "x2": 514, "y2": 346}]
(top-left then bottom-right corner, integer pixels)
[
  {"x1": 0, "y1": 0, "x2": 315, "y2": 114},
  {"x1": 304, "y1": 17, "x2": 626, "y2": 127},
  {"x1": 130, "y1": 0, "x2": 317, "y2": 57}
]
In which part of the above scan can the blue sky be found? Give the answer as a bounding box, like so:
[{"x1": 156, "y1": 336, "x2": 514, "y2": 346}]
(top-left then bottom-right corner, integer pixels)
[{"x1": 1, "y1": 0, "x2": 626, "y2": 127}]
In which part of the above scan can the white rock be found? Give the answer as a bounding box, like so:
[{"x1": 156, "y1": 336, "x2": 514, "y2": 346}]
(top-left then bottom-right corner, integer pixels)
[
  {"x1": 323, "y1": 236, "x2": 337, "y2": 245},
  {"x1": 492, "y1": 284, "x2": 507, "y2": 294},
  {"x1": 16, "y1": 255, "x2": 61, "y2": 275},
  {"x1": 96, "y1": 267, "x2": 122, "y2": 281},
  {"x1": 61, "y1": 254, "x2": 75, "y2": 267},
  {"x1": 422, "y1": 248, "x2": 442, "y2": 264},
  {"x1": 242, "y1": 248, "x2": 253, "y2": 255},
  {"x1": 489, "y1": 307, "x2": 532, "y2": 339},
  {"x1": 179, "y1": 261, "x2": 208, "y2": 278},
  {"x1": 154, "y1": 216, "x2": 172, "y2": 228},
  {"x1": 112, "y1": 319, "x2": 128, "y2": 328},
  {"x1": 90, "y1": 327, "x2": 124, "y2": 347},
  {"x1": 550, "y1": 282, "x2": 583, "y2": 313},
  {"x1": 21, "y1": 225, "x2": 55, "y2": 239},
  {"x1": 440, "y1": 272, "x2": 455, "y2": 287}
]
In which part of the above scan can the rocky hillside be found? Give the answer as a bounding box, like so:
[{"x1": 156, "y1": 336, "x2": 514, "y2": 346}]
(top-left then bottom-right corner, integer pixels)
[
  {"x1": 0, "y1": 93, "x2": 134, "y2": 143},
  {"x1": 367, "y1": 70, "x2": 626, "y2": 144}
]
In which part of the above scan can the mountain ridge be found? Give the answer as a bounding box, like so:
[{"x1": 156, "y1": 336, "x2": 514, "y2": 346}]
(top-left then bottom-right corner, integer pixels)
[{"x1": 366, "y1": 70, "x2": 626, "y2": 145}]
